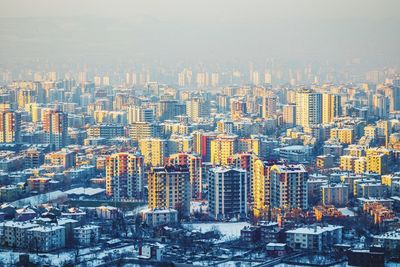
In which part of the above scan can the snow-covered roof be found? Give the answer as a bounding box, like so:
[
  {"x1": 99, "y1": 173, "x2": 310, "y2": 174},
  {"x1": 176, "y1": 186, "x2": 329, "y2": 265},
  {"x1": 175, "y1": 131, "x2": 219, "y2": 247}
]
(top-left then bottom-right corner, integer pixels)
[
  {"x1": 259, "y1": 221, "x2": 278, "y2": 227},
  {"x1": 279, "y1": 145, "x2": 309, "y2": 151},
  {"x1": 321, "y1": 183, "x2": 348, "y2": 189},
  {"x1": 3, "y1": 221, "x2": 39, "y2": 229},
  {"x1": 357, "y1": 197, "x2": 393, "y2": 203},
  {"x1": 74, "y1": 224, "x2": 100, "y2": 230},
  {"x1": 210, "y1": 166, "x2": 247, "y2": 173},
  {"x1": 286, "y1": 225, "x2": 343, "y2": 235},
  {"x1": 374, "y1": 229, "x2": 400, "y2": 241},
  {"x1": 309, "y1": 173, "x2": 328, "y2": 178},
  {"x1": 28, "y1": 225, "x2": 64, "y2": 233},
  {"x1": 142, "y1": 208, "x2": 177, "y2": 214},
  {"x1": 390, "y1": 196, "x2": 400, "y2": 202},
  {"x1": 274, "y1": 164, "x2": 307, "y2": 173},
  {"x1": 338, "y1": 208, "x2": 355, "y2": 217},
  {"x1": 57, "y1": 218, "x2": 79, "y2": 225},
  {"x1": 64, "y1": 187, "x2": 105, "y2": 196},
  {"x1": 11, "y1": 191, "x2": 68, "y2": 208},
  {"x1": 96, "y1": 205, "x2": 118, "y2": 211},
  {"x1": 266, "y1": 242, "x2": 286, "y2": 247}
]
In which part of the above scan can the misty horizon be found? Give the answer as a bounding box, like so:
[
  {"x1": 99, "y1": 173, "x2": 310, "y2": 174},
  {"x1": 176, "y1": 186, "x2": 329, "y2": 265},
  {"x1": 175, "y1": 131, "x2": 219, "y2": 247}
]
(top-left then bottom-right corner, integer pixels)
[{"x1": 0, "y1": 0, "x2": 399, "y2": 70}]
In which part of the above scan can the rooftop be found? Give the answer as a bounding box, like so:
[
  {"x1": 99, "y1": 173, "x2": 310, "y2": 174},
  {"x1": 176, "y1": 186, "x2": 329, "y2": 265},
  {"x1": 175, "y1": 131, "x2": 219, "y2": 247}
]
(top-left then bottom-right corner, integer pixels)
[
  {"x1": 286, "y1": 225, "x2": 343, "y2": 235},
  {"x1": 64, "y1": 187, "x2": 105, "y2": 196},
  {"x1": 74, "y1": 224, "x2": 100, "y2": 230},
  {"x1": 374, "y1": 229, "x2": 400, "y2": 240},
  {"x1": 3, "y1": 221, "x2": 39, "y2": 229},
  {"x1": 28, "y1": 225, "x2": 64, "y2": 233}
]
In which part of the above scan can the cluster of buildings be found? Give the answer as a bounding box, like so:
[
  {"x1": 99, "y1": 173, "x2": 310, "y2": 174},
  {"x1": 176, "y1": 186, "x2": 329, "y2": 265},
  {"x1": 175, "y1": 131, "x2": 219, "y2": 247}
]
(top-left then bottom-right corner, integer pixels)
[
  {"x1": 0, "y1": 214, "x2": 103, "y2": 252},
  {"x1": 0, "y1": 71, "x2": 400, "y2": 264}
]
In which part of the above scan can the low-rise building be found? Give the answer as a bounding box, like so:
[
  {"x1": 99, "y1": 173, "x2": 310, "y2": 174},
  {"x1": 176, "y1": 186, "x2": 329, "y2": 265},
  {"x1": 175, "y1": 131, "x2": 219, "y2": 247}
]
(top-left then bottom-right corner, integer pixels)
[
  {"x1": 0, "y1": 184, "x2": 26, "y2": 202},
  {"x1": 347, "y1": 247, "x2": 385, "y2": 267},
  {"x1": 73, "y1": 225, "x2": 100, "y2": 246},
  {"x1": 1, "y1": 221, "x2": 39, "y2": 248},
  {"x1": 241, "y1": 226, "x2": 261, "y2": 243},
  {"x1": 142, "y1": 208, "x2": 178, "y2": 227},
  {"x1": 373, "y1": 229, "x2": 400, "y2": 252},
  {"x1": 259, "y1": 222, "x2": 280, "y2": 242},
  {"x1": 266, "y1": 243, "x2": 290, "y2": 257},
  {"x1": 322, "y1": 183, "x2": 349, "y2": 207},
  {"x1": 286, "y1": 225, "x2": 343, "y2": 252},
  {"x1": 95, "y1": 205, "x2": 119, "y2": 220},
  {"x1": 27, "y1": 225, "x2": 65, "y2": 252},
  {"x1": 26, "y1": 177, "x2": 57, "y2": 193}
]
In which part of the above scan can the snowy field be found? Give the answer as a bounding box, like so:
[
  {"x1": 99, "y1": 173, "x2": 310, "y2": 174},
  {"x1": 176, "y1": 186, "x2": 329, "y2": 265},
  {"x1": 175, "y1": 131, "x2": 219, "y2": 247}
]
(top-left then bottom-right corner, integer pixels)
[{"x1": 183, "y1": 222, "x2": 250, "y2": 242}]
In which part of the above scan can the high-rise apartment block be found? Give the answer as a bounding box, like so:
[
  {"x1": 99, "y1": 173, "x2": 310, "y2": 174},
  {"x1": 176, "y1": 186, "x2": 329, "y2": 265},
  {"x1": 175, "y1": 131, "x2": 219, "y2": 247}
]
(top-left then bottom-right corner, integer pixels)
[
  {"x1": 208, "y1": 167, "x2": 247, "y2": 220},
  {"x1": 322, "y1": 93, "x2": 341, "y2": 124},
  {"x1": 139, "y1": 138, "x2": 168, "y2": 166},
  {"x1": 296, "y1": 89, "x2": 322, "y2": 128},
  {"x1": 270, "y1": 164, "x2": 308, "y2": 210},
  {"x1": 0, "y1": 110, "x2": 21, "y2": 143},
  {"x1": 43, "y1": 109, "x2": 68, "y2": 151},
  {"x1": 210, "y1": 135, "x2": 237, "y2": 166},
  {"x1": 106, "y1": 153, "x2": 144, "y2": 200},
  {"x1": 167, "y1": 152, "x2": 203, "y2": 200},
  {"x1": 148, "y1": 165, "x2": 191, "y2": 216}
]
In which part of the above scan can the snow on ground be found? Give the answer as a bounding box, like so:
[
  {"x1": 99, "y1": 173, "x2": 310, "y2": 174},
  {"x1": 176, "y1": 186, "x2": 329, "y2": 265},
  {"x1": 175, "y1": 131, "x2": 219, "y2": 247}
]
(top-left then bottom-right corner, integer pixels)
[
  {"x1": 0, "y1": 245, "x2": 137, "y2": 266},
  {"x1": 194, "y1": 260, "x2": 259, "y2": 267},
  {"x1": 338, "y1": 207, "x2": 355, "y2": 217},
  {"x1": 215, "y1": 261, "x2": 258, "y2": 267},
  {"x1": 183, "y1": 222, "x2": 250, "y2": 242}
]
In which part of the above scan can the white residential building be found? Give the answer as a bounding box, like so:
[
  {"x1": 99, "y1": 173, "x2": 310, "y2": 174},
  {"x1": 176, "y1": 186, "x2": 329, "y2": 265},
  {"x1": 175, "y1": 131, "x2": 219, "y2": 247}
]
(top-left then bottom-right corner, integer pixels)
[
  {"x1": 286, "y1": 225, "x2": 343, "y2": 252},
  {"x1": 373, "y1": 229, "x2": 400, "y2": 251},
  {"x1": 1, "y1": 221, "x2": 39, "y2": 248},
  {"x1": 27, "y1": 225, "x2": 66, "y2": 252},
  {"x1": 73, "y1": 225, "x2": 100, "y2": 246},
  {"x1": 142, "y1": 208, "x2": 178, "y2": 227}
]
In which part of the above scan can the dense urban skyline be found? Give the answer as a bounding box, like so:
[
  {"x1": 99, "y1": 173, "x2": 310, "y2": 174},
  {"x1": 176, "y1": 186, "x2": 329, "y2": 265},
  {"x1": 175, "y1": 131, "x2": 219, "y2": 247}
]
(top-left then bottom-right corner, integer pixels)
[{"x1": 1, "y1": 1, "x2": 400, "y2": 266}]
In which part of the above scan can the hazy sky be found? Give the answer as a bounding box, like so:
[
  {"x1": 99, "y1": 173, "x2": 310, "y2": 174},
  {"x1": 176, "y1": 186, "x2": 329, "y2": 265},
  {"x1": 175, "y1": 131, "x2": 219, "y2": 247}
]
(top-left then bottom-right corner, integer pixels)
[{"x1": 1, "y1": 0, "x2": 399, "y2": 68}]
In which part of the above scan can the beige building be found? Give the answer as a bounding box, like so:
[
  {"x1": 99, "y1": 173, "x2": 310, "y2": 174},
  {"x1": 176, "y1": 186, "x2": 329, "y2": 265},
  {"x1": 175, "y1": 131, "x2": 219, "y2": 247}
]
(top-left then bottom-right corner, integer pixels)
[
  {"x1": 322, "y1": 93, "x2": 341, "y2": 124},
  {"x1": 148, "y1": 165, "x2": 191, "y2": 216},
  {"x1": 340, "y1": 155, "x2": 357, "y2": 172},
  {"x1": 0, "y1": 110, "x2": 21, "y2": 143},
  {"x1": 330, "y1": 128, "x2": 354, "y2": 144},
  {"x1": 210, "y1": 135, "x2": 237, "y2": 166},
  {"x1": 366, "y1": 154, "x2": 388, "y2": 175},
  {"x1": 354, "y1": 157, "x2": 367, "y2": 174},
  {"x1": 295, "y1": 89, "x2": 322, "y2": 128},
  {"x1": 139, "y1": 138, "x2": 168, "y2": 166}
]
